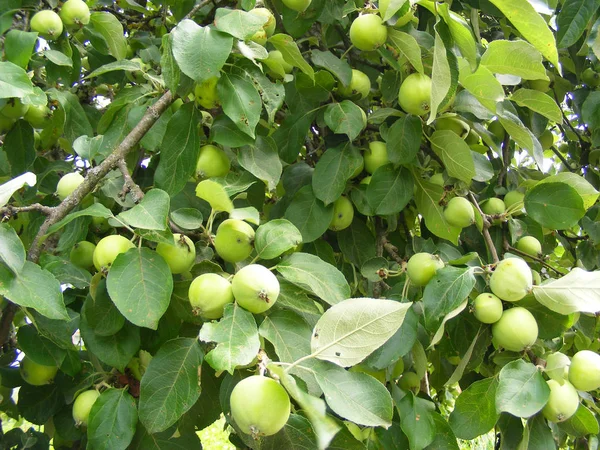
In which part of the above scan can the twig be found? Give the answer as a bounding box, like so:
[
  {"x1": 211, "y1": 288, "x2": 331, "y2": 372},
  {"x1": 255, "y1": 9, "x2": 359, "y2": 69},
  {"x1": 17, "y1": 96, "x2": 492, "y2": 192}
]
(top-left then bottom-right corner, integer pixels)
[
  {"x1": 185, "y1": 0, "x2": 214, "y2": 20},
  {"x1": 469, "y1": 192, "x2": 500, "y2": 263},
  {"x1": 549, "y1": 145, "x2": 576, "y2": 172},
  {"x1": 373, "y1": 218, "x2": 385, "y2": 298},
  {"x1": 504, "y1": 244, "x2": 567, "y2": 276},
  {"x1": 497, "y1": 131, "x2": 511, "y2": 187},
  {"x1": 383, "y1": 240, "x2": 404, "y2": 265},
  {"x1": 117, "y1": 158, "x2": 144, "y2": 203},
  {"x1": 0, "y1": 203, "x2": 53, "y2": 216}
]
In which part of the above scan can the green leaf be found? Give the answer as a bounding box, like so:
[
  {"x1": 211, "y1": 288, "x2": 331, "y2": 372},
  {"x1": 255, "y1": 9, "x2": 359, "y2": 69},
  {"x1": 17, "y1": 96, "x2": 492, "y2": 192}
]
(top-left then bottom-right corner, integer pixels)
[
  {"x1": 438, "y1": 4, "x2": 478, "y2": 71},
  {"x1": 510, "y1": 89, "x2": 562, "y2": 123},
  {"x1": 0, "y1": 222, "x2": 25, "y2": 274},
  {"x1": 253, "y1": 414, "x2": 318, "y2": 450},
  {"x1": 117, "y1": 189, "x2": 170, "y2": 231},
  {"x1": 0, "y1": 172, "x2": 37, "y2": 208},
  {"x1": 367, "y1": 164, "x2": 413, "y2": 215},
  {"x1": 497, "y1": 100, "x2": 544, "y2": 168},
  {"x1": 429, "y1": 21, "x2": 458, "y2": 122},
  {"x1": 386, "y1": 115, "x2": 422, "y2": 165},
  {"x1": 524, "y1": 182, "x2": 585, "y2": 230},
  {"x1": 51, "y1": 90, "x2": 94, "y2": 145},
  {"x1": 458, "y1": 58, "x2": 505, "y2": 113},
  {"x1": 160, "y1": 34, "x2": 180, "y2": 94},
  {"x1": 255, "y1": 219, "x2": 303, "y2": 260},
  {"x1": 171, "y1": 20, "x2": 233, "y2": 83},
  {"x1": 324, "y1": 100, "x2": 365, "y2": 141},
  {"x1": 88, "y1": 388, "x2": 138, "y2": 450},
  {"x1": 130, "y1": 425, "x2": 202, "y2": 449},
  {"x1": 449, "y1": 378, "x2": 499, "y2": 440},
  {"x1": 426, "y1": 412, "x2": 460, "y2": 450},
  {"x1": 195, "y1": 179, "x2": 233, "y2": 213},
  {"x1": 0, "y1": 61, "x2": 35, "y2": 98},
  {"x1": 536, "y1": 172, "x2": 599, "y2": 210},
  {"x1": 106, "y1": 248, "x2": 174, "y2": 330},
  {"x1": 395, "y1": 390, "x2": 436, "y2": 450},
  {"x1": 211, "y1": 115, "x2": 255, "y2": 148},
  {"x1": 312, "y1": 142, "x2": 362, "y2": 205},
  {"x1": 311, "y1": 50, "x2": 352, "y2": 86},
  {"x1": 238, "y1": 136, "x2": 282, "y2": 190},
  {"x1": 199, "y1": 303, "x2": 260, "y2": 374},
  {"x1": 217, "y1": 72, "x2": 261, "y2": 138},
  {"x1": 0, "y1": 261, "x2": 68, "y2": 320},
  {"x1": 4, "y1": 120, "x2": 36, "y2": 177},
  {"x1": 557, "y1": 0, "x2": 599, "y2": 48},
  {"x1": 260, "y1": 310, "x2": 312, "y2": 363},
  {"x1": 277, "y1": 253, "x2": 351, "y2": 306},
  {"x1": 235, "y1": 60, "x2": 285, "y2": 124},
  {"x1": 337, "y1": 218, "x2": 377, "y2": 269},
  {"x1": 269, "y1": 34, "x2": 314, "y2": 80},
  {"x1": 533, "y1": 268, "x2": 600, "y2": 315},
  {"x1": 83, "y1": 279, "x2": 125, "y2": 337},
  {"x1": 17, "y1": 324, "x2": 67, "y2": 367},
  {"x1": 557, "y1": 404, "x2": 600, "y2": 437},
  {"x1": 522, "y1": 414, "x2": 556, "y2": 450},
  {"x1": 387, "y1": 29, "x2": 424, "y2": 74},
  {"x1": 170, "y1": 208, "x2": 203, "y2": 230},
  {"x1": 213, "y1": 7, "x2": 267, "y2": 40},
  {"x1": 284, "y1": 185, "x2": 333, "y2": 243},
  {"x1": 86, "y1": 59, "x2": 142, "y2": 78},
  {"x1": 44, "y1": 260, "x2": 92, "y2": 290},
  {"x1": 430, "y1": 131, "x2": 476, "y2": 184},
  {"x1": 139, "y1": 338, "x2": 203, "y2": 433},
  {"x1": 4, "y1": 30, "x2": 38, "y2": 69},
  {"x1": 480, "y1": 40, "x2": 549, "y2": 80},
  {"x1": 310, "y1": 298, "x2": 412, "y2": 366},
  {"x1": 495, "y1": 359, "x2": 550, "y2": 418},
  {"x1": 381, "y1": 0, "x2": 408, "y2": 21},
  {"x1": 89, "y1": 12, "x2": 127, "y2": 60},
  {"x1": 47, "y1": 203, "x2": 114, "y2": 234},
  {"x1": 43, "y1": 50, "x2": 73, "y2": 67}
]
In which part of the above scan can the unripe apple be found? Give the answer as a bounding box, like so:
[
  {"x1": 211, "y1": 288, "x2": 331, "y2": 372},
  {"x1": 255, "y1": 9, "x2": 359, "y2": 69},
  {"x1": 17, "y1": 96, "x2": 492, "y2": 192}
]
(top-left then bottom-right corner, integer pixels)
[
  {"x1": 406, "y1": 252, "x2": 444, "y2": 286},
  {"x1": 196, "y1": 145, "x2": 230, "y2": 179},
  {"x1": 529, "y1": 78, "x2": 551, "y2": 92},
  {"x1": 490, "y1": 258, "x2": 533, "y2": 302},
  {"x1": 443, "y1": 197, "x2": 474, "y2": 228},
  {"x1": 538, "y1": 130, "x2": 554, "y2": 150},
  {"x1": 232, "y1": 264, "x2": 280, "y2": 314},
  {"x1": 60, "y1": 0, "x2": 90, "y2": 28},
  {"x1": 504, "y1": 190, "x2": 524, "y2": 215},
  {"x1": 0, "y1": 115, "x2": 15, "y2": 134},
  {"x1": 398, "y1": 371, "x2": 420, "y2": 392},
  {"x1": 214, "y1": 219, "x2": 255, "y2": 263},
  {"x1": 338, "y1": 69, "x2": 371, "y2": 100},
  {"x1": 516, "y1": 236, "x2": 542, "y2": 258},
  {"x1": 329, "y1": 196, "x2": 354, "y2": 231},
  {"x1": 72, "y1": 389, "x2": 100, "y2": 427},
  {"x1": 188, "y1": 273, "x2": 234, "y2": 319},
  {"x1": 230, "y1": 375, "x2": 290, "y2": 436},
  {"x1": 56, "y1": 172, "x2": 84, "y2": 200},
  {"x1": 569, "y1": 350, "x2": 600, "y2": 391},
  {"x1": 70, "y1": 241, "x2": 96, "y2": 271},
  {"x1": 360, "y1": 176, "x2": 371, "y2": 185},
  {"x1": 349, "y1": 14, "x2": 388, "y2": 52},
  {"x1": 542, "y1": 380, "x2": 579, "y2": 423},
  {"x1": 282, "y1": 0, "x2": 311, "y2": 12},
  {"x1": 1, "y1": 98, "x2": 29, "y2": 119},
  {"x1": 532, "y1": 269, "x2": 542, "y2": 286},
  {"x1": 194, "y1": 77, "x2": 220, "y2": 110},
  {"x1": 398, "y1": 73, "x2": 432, "y2": 116},
  {"x1": 156, "y1": 234, "x2": 196, "y2": 274},
  {"x1": 390, "y1": 358, "x2": 405, "y2": 379},
  {"x1": 31, "y1": 10, "x2": 64, "y2": 40},
  {"x1": 434, "y1": 116, "x2": 469, "y2": 139},
  {"x1": 481, "y1": 197, "x2": 505, "y2": 216},
  {"x1": 20, "y1": 356, "x2": 58, "y2": 386},
  {"x1": 349, "y1": 364, "x2": 386, "y2": 384},
  {"x1": 24, "y1": 104, "x2": 52, "y2": 129},
  {"x1": 582, "y1": 68, "x2": 600, "y2": 87},
  {"x1": 249, "y1": 8, "x2": 276, "y2": 36},
  {"x1": 364, "y1": 141, "x2": 388, "y2": 174},
  {"x1": 93, "y1": 235, "x2": 135, "y2": 271},
  {"x1": 545, "y1": 352, "x2": 571, "y2": 383},
  {"x1": 465, "y1": 129, "x2": 480, "y2": 145},
  {"x1": 264, "y1": 50, "x2": 294, "y2": 77},
  {"x1": 488, "y1": 120, "x2": 505, "y2": 142},
  {"x1": 250, "y1": 29, "x2": 267, "y2": 45},
  {"x1": 473, "y1": 293, "x2": 503, "y2": 324},
  {"x1": 492, "y1": 307, "x2": 538, "y2": 352},
  {"x1": 429, "y1": 173, "x2": 444, "y2": 186}
]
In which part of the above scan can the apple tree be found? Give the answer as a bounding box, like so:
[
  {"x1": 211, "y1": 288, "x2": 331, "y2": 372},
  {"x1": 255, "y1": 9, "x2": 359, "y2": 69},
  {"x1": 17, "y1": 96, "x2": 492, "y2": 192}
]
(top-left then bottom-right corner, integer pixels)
[{"x1": 1, "y1": 0, "x2": 600, "y2": 448}]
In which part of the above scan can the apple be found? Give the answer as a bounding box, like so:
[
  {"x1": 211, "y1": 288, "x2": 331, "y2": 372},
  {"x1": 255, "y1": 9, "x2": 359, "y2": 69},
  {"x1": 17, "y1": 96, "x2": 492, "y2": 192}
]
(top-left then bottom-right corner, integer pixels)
[
  {"x1": 70, "y1": 241, "x2": 96, "y2": 271},
  {"x1": 532, "y1": 269, "x2": 542, "y2": 285},
  {"x1": 0, "y1": 115, "x2": 15, "y2": 134},
  {"x1": 492, "y1": 307, "x2": 538, "y2": 352},
  {"x1": 249, "y1": 8, "x2": 276, "y2": 36},
  {"x1": 349, "y1": 364, "x2": 386, "y2": 384},
  {"x1": 250, "y1": 29, "x2": 267, "y2": 45},
  {"x1": 232, "y1": 264, "x2": 280, "y2": 314},
  {"x1": 349, "y1": 14, "x2": 388, "y2": 52},
  {"x1": 443, "y1": 197, "x2": 474, "y2": 228},
  {"x1": 282, "y1": 0, "x2": 312, "y2": 12},
  {"x1": 264, "y1": 50, "x2": 294, "y2": 78},
  {"x1": 465, "y1": 129, "x2": 480, "y2": 145},
  {"x1": 1, "y1": 98, "x2": 29, "y2": 119},
  {"x1": 516, "y1": 236, "x2": 542, "y2": 257},
  {"x1": 329, "y1": 196, "x2": 354, "y2": 231},
  {"x1": 194, "y1": 77, "x2": 220, "y2": 110},
  {"x1": 364, "y1": 141, "x2": 388, "y2": 174},
  {"x1": 398, "y1": 371, "x2": 420, "y2": 392},
  {"x1": 188, "y1": 273, "x2": 234, "y2": 319},
  {"x1": 429, "y1": 173, "x2": 444, "y2": 186},
  {"x1": 406, "y1": 252, "x2": 444, "y2": 286},
  {"x1": 338, "y1": 69, "x2": 371, "y2": 100},
  {"x1": 91, "y1": 216, "x2": 112, "y2": 234},
  {"x1": 390, "y1": 358, "x2": 405, "y2": 379},
  {"x1": 481, "y1": 197, "x2": 505, "y2": 216},
  {"x1": 72, "y1": 389, "x2": 100, "y2": 427},
  {"x1": 582, "y1": 68, "x2": 600, "y2": 87},
  {"x1": 214, "y1": 219, "x2": 255, "y2": 263},
  {"x1": 545, "y1": 352, "x2": 571, "y2": 383},
  {"x1": 490, "y1": 257, "x2": 533, "y2": 302},
  {"x1": 529, "y1": 78, "x2": 551, "y2": 92},
  {"x1": 230, "y1": 375, "x2": 291, "y2": 436},
  {"x1": 538, "y1": 130, "x2": 554, "y2": 150},
  {"x1": 56, "y1": 172, "x2": 84, "y2": 200},
  {"x1": 504, "y1": 190, "x2": 524, "y2": 215},
  {"x1": 59, "y1": 0, "x2": 90, "y2": 28},
  {"x1": 30, "y1": 10, "x2": 64, "y2": 40},
  {"x1": 156, "y1": 234, "x2": 196, "y2": 274},
  {"x1": 360, "y1": 176, "x2": 371, "y2": 185},
  {"x1": 24, "y1": 104, "x2": 52, "y2": 129},
  {"x1": 542, "y1": 380, "x2": 579, "y2": 423},
  {"x1": 434, "y1": 116, "x2": 470, "y2": 139},
  {"x1": 568, "y1": 350, "x2": 600, "y2": 391},
  {"x1": 93, "y1": 235, "x2": 135, "y2": 271},
  {"x1": 473, "y1": 293, "x2": 503, "y2": 324},
  {"x1": 20, "y1": 356, "x2": 58, "y2": 386},
  {"x1": 398, "y1": 73, "x2": 432, "y2": 116},
  {"x1": 196, "y1": 145, "x2": 230, "y2": 179},
  {"x1": 488, "y1": 120, "x2": 505, "y2": 142}
]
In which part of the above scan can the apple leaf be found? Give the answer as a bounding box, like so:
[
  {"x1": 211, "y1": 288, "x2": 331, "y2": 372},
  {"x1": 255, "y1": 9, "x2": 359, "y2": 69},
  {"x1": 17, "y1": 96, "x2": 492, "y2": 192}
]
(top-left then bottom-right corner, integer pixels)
[{"x1": 533, "y1": 268, "x2": 600, "y2": 314}]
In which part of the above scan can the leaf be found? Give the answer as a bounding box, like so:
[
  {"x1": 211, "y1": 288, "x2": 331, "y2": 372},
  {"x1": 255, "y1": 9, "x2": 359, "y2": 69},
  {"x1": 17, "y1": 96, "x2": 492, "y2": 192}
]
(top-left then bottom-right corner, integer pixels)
[
  {"x1": 47, "y1": 203, "x2": 114, "y2": 234},
  {"x1": 255, "y1": 219, "x2": 303, "y2": 260},
  {"x1": 269, "y1": 34, "x2": 314, "y2": 80},
  {"x1": 4, "y1": 120, "x2": 36, "y2": 177},
  {"x1": 324, "y1": 100, "x2": 365, "y2": 141},
  {"x1": 557, "y1": 404, "x2": 600, "y2": 437},
  {"x1": 213, "y1": 8, "x2": 267, "y2": 40},
  {"x1": 311, "y1": 50, "x2": 352, "y2": 86},
  {"x1": 429, "y1": 21, "x2": 458, "y2": 122},
  {"x1": 277, "y1": 253, "x2": 351, "y2": 306},
  {"x1": 386, "y1": 115, "x2": 422, "y2": 165},
  {"x1": 117, "y1": 189, "x2": 170, "y2": 231},
  {"x1": 160, "y1": 34, "x2": 180, "y2": 94},
  {"x1": 4, "y1": 30, "x2": 38, "y2": 69},
  {"x1": 438, "y1": 4, "x2": 478, "y2": 71},
  {"x1": 497, "y1": 100, "x2": 544, "y2": 168},
  {"x1": 523, "y1": 414, "x2": 556, "y2": 450},
  {"x1": 88, "y1": 388, "x2": 138, "y2": 450},
  {"x1": 524, "y1": 182, "x2": 585, "y2": 230},
  {"x1": 449, "y1": 378, "x2": 500, "y2": 440},
  {"x1": 284, "y1": 185, "x2": 333, "y2": 243},
  {"x1": 387, "y1": 29, "x2": 423, "y2": 74},
  {"x1": 43, "y1": 50, "x2": 73, "y2": 67},
  {"x1": 83, "y1": 279, "x2": 125, "y2": 337},
  {"x1": 0, "y1": 261, "x2": 68, "y2": 320},
  {"x1": 237, "y1": 135, "x2": 282, "y2": 190},
  {"x1": 556, "y1": 0, "x2": 599, "y2": 48},
  {"x1": 199, "y1": 303, "x2": 260, "y2": 374},
  {"x1": 51, "y1": 90, "x2": 94, "y2": 145},
  {"x1": 106, "y1": 248, "x2": 174, "y2": 330},
  {"x1": 0, "y1": 222, "x2": 25, "y2": 274},
  {"x1": 337, "y1": 218, "x2": 377, "y2": 269},
  {"x1": 217, "y1": 72, "x2": 262, "y2": 138},
  {"x1": 139, "y1": 338, "x2": 203, "y2": 434},
  {"x1": 171, "y1": 20, "x2": 233, "y2": 83},
  {"x1": 211, "y1": 115, "x2": 255, "y2": 148},
  {"x1": 0, "y1": 172, "x2": 36, "y2": 208},
  {"x1": 17, "y1": 325, "x2": 67, "y2": 367},
  {"x1": 366, "y1": 164, "x2": 413, "y2": 215},
  {"x1": 312, "y1": 142, "x2": 362, "y2": 205},
  {"x1": 510, "y1": 89, "x2": 562, "y2": 123},
  {"x1": 457, "y1": 58, "x2": 505, "y2": 114},
  {"x1": 533, "y1": 268, "x2": 600, "y2": 315},
  {"x1": 89, "y1": 12, "x2": 127, "y2": 60},
  {"x1": 480, "y1": 40, "x2": 549, "y2": 80},
  {"x1": 170, "y1": 208, "x2": 203, "y2": 230},
  {"x1": 430, "y1": 131, "x2": 476, "y2": 184},
  {"x1": 0, "y1": 61, "x2": 35, "y2": 99},
  {"x1": 536, "y1": 173, "x2": 599, "y2": 210},
  {"x1": 395, "y1": 390, "x2": 436, "y2": 450},
  {"x1": 195, "y1": 179, "x2": 233, "y2": 213},
  {"x1": 495, "y1": 359, "x2": 550, "y2": 418},
  {"x1": 429, "y1": 299, "x2": 468, "y2": 348},
  {"x1": 254, "y1": 414, "x2": 318, "y2": 450},
  {"x1": 259, "y1": 310, "x2": 312, "y2": 363},
  {"x1": 310, "y1": 298, "x2": 412, "y2": 367}
]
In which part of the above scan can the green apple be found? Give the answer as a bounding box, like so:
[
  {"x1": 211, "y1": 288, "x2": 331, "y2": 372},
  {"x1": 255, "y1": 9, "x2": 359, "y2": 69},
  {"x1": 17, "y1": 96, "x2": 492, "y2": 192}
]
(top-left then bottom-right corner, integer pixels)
[
  {"x1": 93, "y1": 235, "x2": 135, "y2": 271},
  {"x1": 196, "y1": 145, "x2": 230, "y2": 179},
  {"x1": 532, "y1": 269, "x2": 542, "y2": 286},
  {"x1": 70, "y1": 241, "x2": 96, "y2": 271},
  {"x1": 542, "y1": 380, "x2": 579, "y2": 423},
  {"x1": 390, "y1": 358, "x2": 405, "y2": 379},
  {"x1": 0, "y1": 115, "x2": 15, "y2": 134},
  {"x1": 156, "y1": 234, "x2": 196, "y2": 274},
  {"x1": 406, "y1": 252, "x2": 444, "y2": 286},
  {"x1": 434, "y1": 116, "x2": 470, "y2": 139},
  {"x1": 490, "y1": 257, "x2": 533, "y2": 302},
  {"x1": 1, "y1": 98, "x2": 29, "y2": 119},
  {"x1": 582, "y1": 68, "x2": 600, "y2": 87},
  {"x1": 492, "y1": 307, "x2": 538, "y2": 352},
  {"x1": 214, "y1": 219, "x2": 255, "y2": 263},
  {"x1": 398, "y1": 73, "x2": 432, "y2": 116},
  {"x1": 264, "y1": 50, "x2": 294, "y2": 78},
  {"x1": 194, "y1": 77, "x2": 220, "y2": 110},
  {"x1": 444, "y1": 197, "x2": 474, "y2": 228},
  {"x1": 188, "y1": 273, "x2": 234, "y2": 319},
  {"x1": 360, "y1": 176, "x2": 371, "y2": 185},
  {"x1": 60, "y1": 0, "x2": 90, "y2": 28},
  {"x1": 329, "y1": 196, "x2": 354, "y2": 231},
  {"x1": 230, "y1": 375, "x2": 290, "y2": 436},
  {"x1": 20, "y1": 356, "x2": 58, "y2": 386},
  {"x1": 349, "y1": 364, "x2": 386, "y2": 384},
  {"x1": 481, "y1": 197, "x2": 505, "y2": 216},
  {"x1": 398, "y1": 371, "x2": 420, "y2": 392},
  {"x1": 569, "y1": 350, "x2": 600, "y2": 391},
  {"x1": 473, "y1": 293, "x2": 503, "y2": 324},
  {"x1": 338, "y1": 69, "x2": 371, "y2": 100},
  {"x1": 281, "y1": 0, "x2": 312, "y2": 12},
  {"x1": 349, "y1": 14, "x2": 388, "y2": 52},
  {"x1": 56, "y1": 172, "x2": 84, "y2": 200},
  {"x1": 364, "y1": 141, "x2": 388, "y2": 174},
  {"x1": 429, "y1": 173, "x2": 444, "y2": 186},
  {"x1": 488, "y1": 120, "x2": 505, "y2": 142},
  {"x1": 72, "y1": 389, "x2": 100, "y2": 427},
  {"x1": 250, "y1": 28, "x2": 267, "y2": 45},
  {"x1": 504, "y1": 190, "x2": 524, "y2": 215},
  {"x1": 529, "y1": 78, "x2": 551, "y2": 92},
  {"x1": 232, "y1": 264, "x2": 280, "y2": 314},
  {"x1": 465, "y1": 129, "x2": 480, "y2": 145},
  {"x1": 538, "y1": 130, "x2": 554, "y2": 150},
  {"x1": 249, "y1": 8, "x2": 276, "y2": 36},
  {"x1": 31, "y1": 10, "x2": 64, "y2": 40},
  {"x1": 516, "y1": 236, "x2": 542, "y2": 257},
  {"x1": 545, "y1": 352, "x2": 571, "y2": 383},
  {"x1": 24, "y1": 104, "x2": 52, "y2": 129}
]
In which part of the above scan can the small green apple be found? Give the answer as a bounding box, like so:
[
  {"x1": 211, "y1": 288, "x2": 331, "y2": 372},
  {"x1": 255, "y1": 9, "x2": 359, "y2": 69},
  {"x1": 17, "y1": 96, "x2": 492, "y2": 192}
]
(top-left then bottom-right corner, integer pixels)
[
  {"x1": 214, "y1": 219, "x2": 255, "y2": 263},
  {"x1": 390, "y1": 358, "x2": 405, "y2": 379},
  {"x1": 156, "y1": 234, "x2": 196, "y2": 274},
  {"x1": 196, "y1": 144, "x2": 230, "y2": 179},
  {"x1": 488, "y1": 120, "x2": 505, "y2": 142},
  {"x1": 364, "y1": 141, "x2": 388, "y2": 174},
  {"x1": 542, "y1": 379, "x2": 579, "y2": 423},
  {"x1": 406, "y1": 252, "x2": 444, "y2": 286},
  {"x1": 582, "y1": 68, "x2": 600, "y2": 87},
  {"x1": 349, "y1": 14, "x2": 388, "y2": 52},
  {"x1": 232, "y1": 264, "x2": 280, "y2": 314},
  {"x1": 529, "y1": 78, "x2": 551, "y2": 92},
  {"x1": 434, "y1": 116, "x2": 470, "y2": 139},
  {"x1": 0, "y1": 115, "x2": 15, "y2": 134},
  {"x1": 56, "y1": 172, "x2": 84, "y2": 200},
  {"x1": 516, "y1": 236, "x2": 542, "y2": 257},
  {"x1": 473, "y1": 293, "x2": 503, "y2": 324},
  {"x1": 398, "y1": 371, "x2": 420, "y2": 392},
  {"x1": 492, "y1": 307, "x2": 538, "y2": 352},
  {"x1": 20, "y1": 356, "x2": 58, "y2": 386},
  {"x1": 329, "y1": 196, "x2": 354, "y2": 231},
  {"x1": 72, "y1": 389, "x2": 100, "y2": 427},
  {"x1": 1, "y1": 98, "x2": 29, "y2": 119},
  {"x1": 282, "y1": 0, "x2": 312, "y2": 12},
  {"x1": 504, "y1": 190, "x2": 524, "y2": 215},
  {"x1": 70, "y1": 241, "x2": 96, "y2": 271},
  {"x1": 349, "y1": 364, "x2": 386, "y2": 384},
  {"x1": 338, "y1": 69, "x2": 371, "y2": 100},
  {"x1": 569, "y1": 350, "x2": 600, "y2": 391},
  {"x1": 264, "y1": 50, "x2": 294, "y2": 78},
  {"x1": 429, "y1": 173, "x2": 444, "y2": 186},
  {"x1": 398, "y1": 73, "x2": 432, "y2": 116},
  {"x1": 59, "y1": 0, "x2": 90, "y2": 28},
  {"x1": 481, "y1": 197, "x2": 505, "y2": 216},
  {"x1": 188, "y1": 273, "x2": 234, "y2": 319},
  {"x1": 93, "y1": 235, "x2": 135, "y2": 271},
  {"x1": 249, "y1": 7, "x2": 276, "y2": 36},
  {"x1": 250, "y1": 28, "x2": 267, "y2": 45},
  {"x1": 24, "y1": 104, "x2": 52, "y2": 129},
  {"x1": 538, "y1": 130, "x2": 554, "y2": 150},
  {"x1": 194, "y1": 77, "x2": 220, "y2": 110},
  {"x1": 31, "y1": 10, "x2": 64, "y2": 40},
  {"x1": 444, "y1": 197, "x2": 474, "y2": 228},
  {"x1": 490, "y1": 257, "x2": 533, "y2": 302},
  {"x1": 545, "y1": 352, "x2": 571, "y2": 383}
]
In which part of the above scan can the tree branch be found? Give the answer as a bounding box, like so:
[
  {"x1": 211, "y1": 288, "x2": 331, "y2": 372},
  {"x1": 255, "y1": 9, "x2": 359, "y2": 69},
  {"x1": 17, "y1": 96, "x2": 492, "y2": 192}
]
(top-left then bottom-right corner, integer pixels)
[
  {"x1": 1, "y1": 203, "x2": 53, "y2": 216},
  {"x1": 117, "y1": 158, "x2": 145, "y2": 203},
  {"x1": 469, "y1": 192, "x2": 500, "y2": 263},
  {"x1": 504, "y1": 244, "x2": 567, "y2": 276}
]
